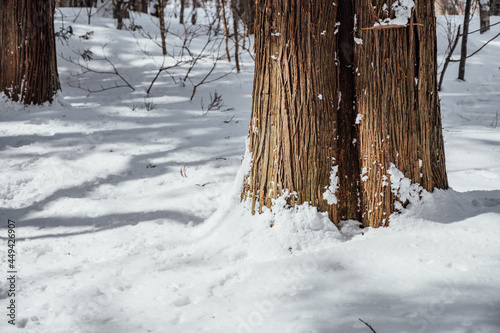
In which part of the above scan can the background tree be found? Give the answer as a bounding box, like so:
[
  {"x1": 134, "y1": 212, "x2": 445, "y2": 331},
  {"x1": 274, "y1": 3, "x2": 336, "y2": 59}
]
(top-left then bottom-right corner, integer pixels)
[
  {"x1": 243, "y1": 0, "x2": 448, "y2": 228},
  {"x1": 0, "y1": 0, "x2": 61, "y2": 105},
  {"x1": 479, "y1": 0, "x2": 491, "y2": 33},
  {"x1": 459, "y1": 0, "x2": 473, "y2": 80}
]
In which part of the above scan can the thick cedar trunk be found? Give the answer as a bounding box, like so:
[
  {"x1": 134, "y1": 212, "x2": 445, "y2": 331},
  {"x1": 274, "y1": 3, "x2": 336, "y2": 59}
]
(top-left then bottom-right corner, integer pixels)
[
  {"x1": 353, "y1": 0, "x2": 448, "y2": 226},
  {"x1": 243, "y1": 0, "x2": 448, "y2": 228},
  {"x1": 243, "y1": 0, "x2": 340, "y2": 219},
  {"x1": 0, "y1": 0, "x2": 60, "y2": 105}
]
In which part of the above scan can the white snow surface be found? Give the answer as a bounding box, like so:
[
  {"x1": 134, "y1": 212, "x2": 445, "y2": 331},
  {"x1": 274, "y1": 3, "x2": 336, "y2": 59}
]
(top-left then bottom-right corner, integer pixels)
[{"x1": 1, "y1": 9, "x2": 500, "y2": 333}]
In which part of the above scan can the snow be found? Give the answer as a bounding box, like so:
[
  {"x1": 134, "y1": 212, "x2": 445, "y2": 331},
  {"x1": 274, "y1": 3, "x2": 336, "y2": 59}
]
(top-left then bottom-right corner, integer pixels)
[
  {"x1": 375, "y1": 0, "x2": 415, "y2": 27},
  {"x1": 355, "y1": 113, "x2": 363, "y2": 124},
  {"x1": 323, "y1": 160, "x2": 339, "y2": 205},
  {"x1": 1, "y1": 8, "x2": 500, "y2": 333}
]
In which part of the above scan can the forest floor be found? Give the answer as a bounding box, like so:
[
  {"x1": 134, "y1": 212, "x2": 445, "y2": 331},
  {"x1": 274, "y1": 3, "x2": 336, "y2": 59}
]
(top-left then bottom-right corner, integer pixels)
[{"x1": 1, "y1": 7, "x2": 499, "y2": 333}]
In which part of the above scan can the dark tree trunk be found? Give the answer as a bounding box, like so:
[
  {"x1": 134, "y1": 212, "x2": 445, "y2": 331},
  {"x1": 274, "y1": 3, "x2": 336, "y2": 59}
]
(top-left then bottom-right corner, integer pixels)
[
  {"x1": 191, "y1": 0, "x2": 198, "y2": 25},
  {"x1": 0, "y1": 0, "x2": 61, "y2": 105},
  {"x1": 231, "y1": 0, "x2": 240, "y2": 72},
  {"x1": 459, "y1": 0, "x2": 472, "y2": 80},
  {"x1": 479, "y1": 1, "x2": 491, "y2": 34},
  {"x1": 243, "y1": 0, "x2": 448, "y2": 228},
  {"x1": 180, "y1": 0, "x2": 185, "y2": 24},
  {"x1": 240, "y1": 0, "x2": 255, "y2": 35},
  {"x1": 141, "y1": 0, "x2": 148, "y2": 13}
]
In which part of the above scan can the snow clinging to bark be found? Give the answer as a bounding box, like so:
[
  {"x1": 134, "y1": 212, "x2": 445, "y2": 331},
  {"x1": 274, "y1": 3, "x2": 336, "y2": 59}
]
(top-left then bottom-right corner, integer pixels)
[
  {"x1": 375, "y1": 0, "x2": 415, "y2": 27},
  {"x1": 323, "y1": 159, "x2": 339, "y2": 205}
]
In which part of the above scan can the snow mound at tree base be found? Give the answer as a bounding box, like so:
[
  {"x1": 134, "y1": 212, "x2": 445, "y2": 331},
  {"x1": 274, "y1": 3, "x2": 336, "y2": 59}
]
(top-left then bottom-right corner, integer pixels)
[{"x1": 196, "y1": 196, "x2": 343, "y2": 262}]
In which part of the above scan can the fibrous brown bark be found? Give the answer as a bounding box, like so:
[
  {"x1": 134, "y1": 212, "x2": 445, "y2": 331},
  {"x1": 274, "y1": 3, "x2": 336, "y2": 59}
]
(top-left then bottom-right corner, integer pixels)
[
  {"x1": 243, "y1": 0, "x2": 340, "y2": 220},
  {"x1": 0, "y1": 0, "x2": 61, "y2": 105},
  {"x1": 243, "y1": 0, "x2": 448, "y2": 228},
  {"x1": 354, "y1": 0, "x2": 448, "y2": 226}
]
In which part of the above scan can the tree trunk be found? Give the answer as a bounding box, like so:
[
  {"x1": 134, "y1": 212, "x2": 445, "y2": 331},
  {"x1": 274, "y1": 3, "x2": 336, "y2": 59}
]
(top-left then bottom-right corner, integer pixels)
[
  {"x1": 231, "y1": 0, "x2": 240, "y2": 72},
  {"x1": 158, "y1": 0, "x2": 167, "y2": 55},
  {"x1": 243, "y1": 0, "x2": 448, "y2": 228},
  {"x1": 191, "y1": 0, "x2": 198, "y2": 25},
  {"x1": 479, "y1": 1, "x2": 491, "y2": 34},
  {"x1": 0, "y1": 0, "x2": 61, "y2": 105},
  {"x1": 240, "y1": 0, "x2": 255, "y2": 35},
  {"x1": 243, "y1": 0, "x2": 340, "y2": 220},
  {"x1": 141, "y1": 0, "x2": 148, "y2": 13},
  {"x1": 221, "y1": 0, "x2": 231, "y2": 62},
  {"x1": 459, "y1": 0, "x2": 472, "y2": 80},
  {"x1": 180, "y1": 0, "x2": 185, "y2": 24},
  {"x1": 353, "y1": 0, "x2": 448, "y2": 226},
  {"x1": 114, "y1": 0, "x2": 130, "y2": 30}
]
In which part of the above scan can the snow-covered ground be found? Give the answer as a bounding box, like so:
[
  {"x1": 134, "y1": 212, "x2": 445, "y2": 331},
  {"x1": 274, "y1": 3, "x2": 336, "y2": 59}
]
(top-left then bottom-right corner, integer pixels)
[{"x1": 1, "y1": 7, "x2": 499, "y2": 333}]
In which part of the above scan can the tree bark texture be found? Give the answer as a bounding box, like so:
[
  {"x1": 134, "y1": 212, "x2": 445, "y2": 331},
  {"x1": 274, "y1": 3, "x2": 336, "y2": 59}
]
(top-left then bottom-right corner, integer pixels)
[
  {"x1": 0, "y1": 0, "x2": 60, "y2": 105},
  {"x1": 353, "y1": 0, "x2": 448, "y2": 226},
  {"x1": 243, "y1": 0, "x2": 340, "y2": 220},
  {"x1": 243, "y1": 0, "x2": 448, "y2": 228}
]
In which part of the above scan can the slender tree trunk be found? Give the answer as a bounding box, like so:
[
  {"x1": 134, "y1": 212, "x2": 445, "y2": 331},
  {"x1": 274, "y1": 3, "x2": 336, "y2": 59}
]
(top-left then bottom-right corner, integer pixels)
[
  {"x1": 158, "y1": 0, "x2": 167, "y2": 55},
  {"x1": 114, "y1": 0, "x2": 127, "y2": 30},
  {"x1": 243, "y1": 0, "x2": 448, "y2": 228},
  {"x1": 0, "y1": 0, "x2": 61, "y2": 105},
  {"x1": 141, "y1": 0, "x2": 148, "y2": 13},
  {"x1": 459, "y1": 0, "x2": 472, "y2": 80},
  {"x1": 180, "y1": 0, "x2": 185, "y2": 24},
  {"x1": 191, "y1": 0, "x2": 198, "y2": 25},
  {"x1": 479, "y1": 1, "x2": 491, "y2": 34},
  {"x1": 221, "y1": 0, "x2": 231, "y2": 62},
  {"x1": 231, "y1": 0, "x2": 240, "y2": 72}
]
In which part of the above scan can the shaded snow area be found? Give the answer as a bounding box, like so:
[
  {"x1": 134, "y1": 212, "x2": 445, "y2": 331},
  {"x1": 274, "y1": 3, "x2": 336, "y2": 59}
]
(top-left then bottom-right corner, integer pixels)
[{"x1": 1, "y1": 8, "x2": 500, "y2": 333}]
